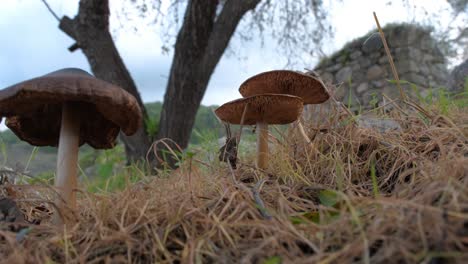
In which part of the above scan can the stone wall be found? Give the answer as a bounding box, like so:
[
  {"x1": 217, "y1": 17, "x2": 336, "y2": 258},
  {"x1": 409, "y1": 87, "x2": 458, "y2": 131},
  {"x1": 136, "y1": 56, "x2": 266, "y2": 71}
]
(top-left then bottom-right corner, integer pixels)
[
  {"x1": 313, "y1": 23, "x2": 449, "y2": 110},
  {"x1": 449, "y1": 59, "x2": 468, "y2": 92}
]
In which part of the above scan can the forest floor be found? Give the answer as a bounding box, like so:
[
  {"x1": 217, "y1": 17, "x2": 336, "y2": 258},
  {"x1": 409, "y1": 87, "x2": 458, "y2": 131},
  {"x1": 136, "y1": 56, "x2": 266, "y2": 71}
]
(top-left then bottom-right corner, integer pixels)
[{"x1": 0, "y1": 92, "x2": 467, "y2": 263}]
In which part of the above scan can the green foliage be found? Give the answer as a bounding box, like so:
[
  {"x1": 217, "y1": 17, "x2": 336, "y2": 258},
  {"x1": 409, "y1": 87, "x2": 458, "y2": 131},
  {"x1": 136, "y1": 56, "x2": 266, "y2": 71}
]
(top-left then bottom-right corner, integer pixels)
[
  {"x1": 82, "y1": 147, "x2": 147, "y2": 193},
  {"x1": 263, "y1": 256, "x2": 282, "y2": 264},
  {"x1": 370, "y1": 158, "x2": 380, "y2": 198},
  {"x1": 144, "y1": 101, "x2": 219, "y2": 144},
  {"x1": 145, "y1": 116, "x2": 159, "y2": 139},
  {"x1": 26, "y1": 171, "x2": 55, "y2": 185},
  {"x1": 290, "y1": 190, "x2": 342, "y2": 225},
  {"x1": 390, "y1": 79, "x2": 468, "y2": 112},
  {"x1": 318, "y1": 189, "x2": 340, "y2": 207},
  {"x1": 0, "y1": 138, "x2": 7, "y2": 166},
  {"x1": 144, "y1": 102, "x2": 162, "y2": 139}
]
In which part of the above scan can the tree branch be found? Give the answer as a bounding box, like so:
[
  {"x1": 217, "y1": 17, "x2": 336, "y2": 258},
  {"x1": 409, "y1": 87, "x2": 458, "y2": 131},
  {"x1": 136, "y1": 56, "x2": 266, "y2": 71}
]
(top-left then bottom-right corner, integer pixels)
[
  {"x1": 59, "y1": 16, "x2": 77, "y2": 40},
  {"x1": 40, "y1": 0, "x2": 60, "y2": 22},
  {"x1": 200, "y1": 0, "x2": 261, "y2": 73}
]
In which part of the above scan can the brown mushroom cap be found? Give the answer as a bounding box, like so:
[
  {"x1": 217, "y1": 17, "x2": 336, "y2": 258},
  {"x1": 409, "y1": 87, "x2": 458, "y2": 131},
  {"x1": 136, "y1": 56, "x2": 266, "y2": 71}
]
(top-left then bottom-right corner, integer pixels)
[
  {"x1": 215, "y1": 94, "x2": 303, "y2": 125},
  {"x1": 0, "y1": 68, "x2": 142, "y2": 149},
  {"x1": 239, "y1": 70, "x2": 329, "y2": 104}
]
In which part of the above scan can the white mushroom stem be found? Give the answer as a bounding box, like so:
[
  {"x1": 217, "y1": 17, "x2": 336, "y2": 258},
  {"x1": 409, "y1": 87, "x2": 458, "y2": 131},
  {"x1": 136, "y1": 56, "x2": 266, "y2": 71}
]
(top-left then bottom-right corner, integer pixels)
[
  {"x1": 256, "y1": 122, "x2": 269, "y2": 169},
  {"x1": 55, "y1": 103, "x2": 80, "y2": 222}
]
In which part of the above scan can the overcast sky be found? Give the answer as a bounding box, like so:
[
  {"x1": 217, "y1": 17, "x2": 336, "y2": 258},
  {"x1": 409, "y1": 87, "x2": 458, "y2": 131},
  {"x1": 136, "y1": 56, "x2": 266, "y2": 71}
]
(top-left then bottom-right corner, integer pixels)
[{"x1": 0, "y1": 0, "x2": 459, "y2": 130}]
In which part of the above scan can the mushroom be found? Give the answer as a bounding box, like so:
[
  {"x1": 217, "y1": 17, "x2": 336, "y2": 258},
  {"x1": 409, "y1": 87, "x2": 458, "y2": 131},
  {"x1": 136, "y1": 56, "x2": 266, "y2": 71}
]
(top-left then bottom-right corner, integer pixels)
[
  {"x1": 239, "y1": 70, "x2": 330, "y2": 142},
  {"x1": 0, "y1": 68, "x2": 142, "y2": 223},
  {"x1": 215, "y1": 94, "x2": 303, "y2": 169}
]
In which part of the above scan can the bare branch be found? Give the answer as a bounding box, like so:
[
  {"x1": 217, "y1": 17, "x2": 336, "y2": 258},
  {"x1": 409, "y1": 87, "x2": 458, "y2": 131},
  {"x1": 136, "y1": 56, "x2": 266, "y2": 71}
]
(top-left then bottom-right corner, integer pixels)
[{"x1": 40, "y1": 0, "x2": 60, "y2": 22}]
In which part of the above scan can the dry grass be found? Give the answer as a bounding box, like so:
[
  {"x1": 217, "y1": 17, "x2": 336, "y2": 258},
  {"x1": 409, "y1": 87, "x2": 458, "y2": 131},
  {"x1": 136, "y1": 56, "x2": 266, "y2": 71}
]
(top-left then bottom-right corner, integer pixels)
[{"x1": 1, "y1": 101, "x2": 467, "y2": 264}]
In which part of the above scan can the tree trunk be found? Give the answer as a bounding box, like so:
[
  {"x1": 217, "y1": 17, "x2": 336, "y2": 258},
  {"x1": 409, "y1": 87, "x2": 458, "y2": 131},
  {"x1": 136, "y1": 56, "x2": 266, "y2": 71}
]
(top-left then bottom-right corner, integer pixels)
[
  {"x1": 156, "y1": 0, "x2": 261, "y2": 168},
  {"x1": 57, "y1": 0, "x2": 261, "y2": 168},
  {"x1": 58, "y1": 0, "x2": 151, "y2": 163}
]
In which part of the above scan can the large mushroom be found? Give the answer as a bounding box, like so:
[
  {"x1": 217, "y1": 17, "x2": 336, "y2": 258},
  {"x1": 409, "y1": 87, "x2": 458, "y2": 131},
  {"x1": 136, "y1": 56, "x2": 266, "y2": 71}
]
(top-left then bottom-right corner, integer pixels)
[
  {"x1": 215, "y1": 94, "x2": 303, "y2": 169},
  {"x1": 0, "y1": 68, "x2": 142, "y2": 223},
  {"x1": 239, "y1": 70, "x2": 330, "y2": 142}
]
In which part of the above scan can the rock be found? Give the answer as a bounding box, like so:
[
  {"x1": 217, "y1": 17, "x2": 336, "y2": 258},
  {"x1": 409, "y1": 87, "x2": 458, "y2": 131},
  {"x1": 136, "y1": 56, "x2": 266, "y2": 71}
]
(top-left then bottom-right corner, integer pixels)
[
  {"x1": 358, "y1": 116, "x2": 402, "y2": 132},
  {"x1": 369, "y1": 52, "x2": 381, "y2": 60},
  {"x1": 449, "y1": 59, "x2": 468, "y2": 92},
  {"x1": 395, "y1": 60, "x2": 419, "y2": 74},
  {"x1": 336, "y1": 67, "x2": 353, "y2": 83},
  {"x1": 356, "y1": 83, "x2": 369, "y2": 94},
  {"x1": 359, "y1": 58, "x2": 372, "y2": 68},
  {"x1": 378, "y1": 56, "x2": 389, "y2": 64},
  {"x1": 342, "y1": 88, "x2": 360, "y2": 109},
  {"x1": 367, "y1": 65, "x2": 384, "y2": 80},
  {"x1": 320, "y1": 72, "x2": 334, "y2": 84},
  {"x1": 420, "y1": 64, "x2": 431, "y2": 76},
  {"x1": 371, "y1": 80, "x2": 386, "y2": 88},
  {"x1": 404, "y1": 73, "x2": 428, "y2": 87},
  {"x1": 0, "y1": 198, "x2": 25, "y2": 223},
  {"x1": 350, "y1": 51, "x2": 362, "y2": 60},
  {"x1": 326, "y1": 64, "x2": 342, "y2": 72},
  {"x1": 351, "y1": 63, "x2": 361, "y2": 71},
  {"x1": 313, "y1": 23, "x2": 448, "y2": 110},
  {"x1": 407, "y1": 47, "x2": 422, "y2": 60},
  {"x1": 362, "y1": 34, "x2": 383, "y2": 54}
]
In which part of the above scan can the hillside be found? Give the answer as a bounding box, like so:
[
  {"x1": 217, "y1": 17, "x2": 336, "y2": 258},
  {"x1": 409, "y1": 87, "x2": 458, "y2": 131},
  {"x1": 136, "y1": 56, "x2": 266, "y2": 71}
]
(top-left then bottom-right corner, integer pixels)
[{"x1": 0, "y1": 102, "x2": 220, "y2": 175}]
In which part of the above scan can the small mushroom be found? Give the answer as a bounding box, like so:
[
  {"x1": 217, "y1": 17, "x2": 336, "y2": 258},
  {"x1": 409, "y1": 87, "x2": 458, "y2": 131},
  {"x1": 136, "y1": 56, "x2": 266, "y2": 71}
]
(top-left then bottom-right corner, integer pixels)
[
  {"x1": 215, "y1": 94, "x2": 303, "y2": 169},
  {"x1": 239, "y1": 70, "x2": 330, "y2": 142},
  {"x1": 0, "y1": 68, "x2": 142, "y2": 224}
]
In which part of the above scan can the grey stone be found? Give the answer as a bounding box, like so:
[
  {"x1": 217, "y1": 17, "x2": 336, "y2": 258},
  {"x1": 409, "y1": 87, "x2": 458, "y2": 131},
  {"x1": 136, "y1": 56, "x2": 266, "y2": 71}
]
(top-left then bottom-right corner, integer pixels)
[
  {"x1": 371, "y1": 80, "x2": 386, "y2": 88},
  {"x1": 362, "y1": 34, "x2": 383, "y2": 54},
  {"x1": 382, "y1": 86, "x2": 402, "y2": 100},
  {"x1": 369, "y1": 52, "x2": 381, "y2": 59},
  {"x1": 351, "y1": 63, "x2": 361, "y2": 71},
  {"x1": 395, "y1": 60, "x2": 419, "y2": 74},
  {"x1": 423, "y1": 54, "x2": 434, "y2": 62},
  {"x1": 434, "y1": 63, "x2": 448, "y2": 73},
  {"x1": 367, "y1": 65, "x2": 384, "y2": 80},
  {"x1": 358, "y1": 117, "x2": 402, "y2": 132},
  {"x1": 361, "y1": 90, "x2": 381, "y2": 106},
  {"x1": 336, "y1": 67, "x2": 353, "y2": 83},
  {"x1": 312, "y1": 24, "x2": 448, "y2": 111},
  {"x1": 378, "y1": 56, "x2": 389, "y2": 64},
  {"x1": 356, "y1": 83, "x2": 369, "y2": 93},
  {"x1": 321, "y1": 72, "x2": 334, "y2": 84},
  {"x1": 390, "y1": 34, "x2": 409, "y2": 48},
  {"x1": 421, "y1": 39, "x2": 436, "y2": 51},
  {"x1": 342, "y1": 88, "x2": 360, "y2": 109},
  {"x1": 420, "y1": 64, "x2": 431, "y2": 76},
  {"x1": 334, "y1": 85, "x2": 348, "y2": 101},
  {"x1": 407, "y1": 47, "x2": 422, "y2": 59},
  {"x1": 448, "y1": 59, "x2": 468, "y2": 92},
  {"x1": 326, "y1": 64, "x2": 342, "y2": 72},
  {"x1": 359, "y1": 58, "x2": 372, "y2": 68},
  {"x1": 428, "y1": 80, "x2": 439, "y2": 88},
  {"x1": 406, "y1": 73, "x2": 428, "y2": 87},
  {"x1": 350, "y1": 51, "x2": 362, "y2": 60}
]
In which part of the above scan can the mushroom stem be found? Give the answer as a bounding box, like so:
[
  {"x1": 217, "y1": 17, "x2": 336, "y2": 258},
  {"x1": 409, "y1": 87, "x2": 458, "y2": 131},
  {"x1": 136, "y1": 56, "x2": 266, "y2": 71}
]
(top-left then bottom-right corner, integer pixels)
[
  {"x1": 256, "y1": 122, "x2": 269, "y2": 169},
  {"x1": 54, "y1": 103, "x2": 80, "y2": 222}
]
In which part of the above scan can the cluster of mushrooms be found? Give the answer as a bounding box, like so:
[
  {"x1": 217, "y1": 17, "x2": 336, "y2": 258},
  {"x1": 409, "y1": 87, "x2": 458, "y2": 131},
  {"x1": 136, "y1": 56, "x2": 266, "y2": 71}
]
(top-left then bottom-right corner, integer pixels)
[
  {"x1": 0, "y1": 68, "x2": 329, "y2": 224},
  {"x1": 0, "y1": 68, "x2": 142, "y2": 224},
  {"x1": 215, "y1": 70, "x2": 330, "y2": 170}
]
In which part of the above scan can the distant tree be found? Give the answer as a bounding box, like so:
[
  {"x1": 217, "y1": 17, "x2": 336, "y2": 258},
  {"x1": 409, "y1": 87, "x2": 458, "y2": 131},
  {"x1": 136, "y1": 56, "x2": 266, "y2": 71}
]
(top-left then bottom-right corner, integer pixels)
[
  {"x1": 447, "y1": 0, "x2": 468, "y2": 13},
  {"x1": 48, "y1": 0, "x2": 332, "y2": 168},
  {"x1": 446, "y1": 0, "x2": 468, "y2": 60}
]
